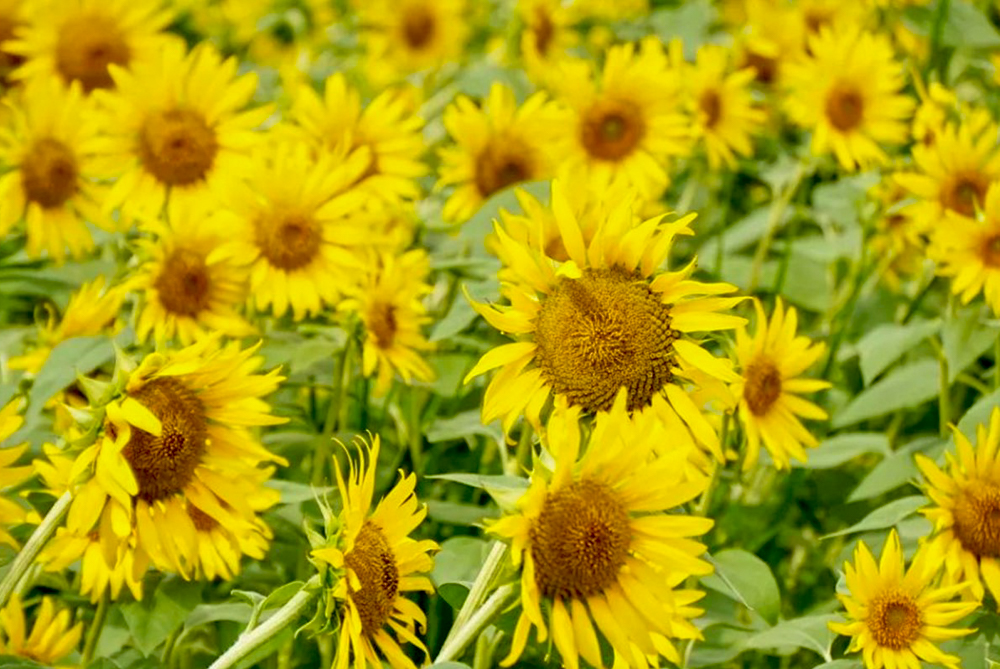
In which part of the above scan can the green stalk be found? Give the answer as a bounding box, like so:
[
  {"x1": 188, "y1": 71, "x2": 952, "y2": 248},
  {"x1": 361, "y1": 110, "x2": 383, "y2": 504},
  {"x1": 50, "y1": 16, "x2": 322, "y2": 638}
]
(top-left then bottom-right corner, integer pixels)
[
  {"x1": 748, "y1": 165, "x2": 805, "y2": 294},
  {"x1": 83, "y1": 593, "x2": 110, "y2": 666},
  {"x1": 939, "y1": 353, "x2": 951, "y2": 436},
  {"x1": 441, "y1": 541, "x2": 508, "y2": 650},
  {"x1": 434, "y1": 584, "x2": 515, "y2": 664},
  {"x1": 0, "y1": 491, "x2": 71, "y2": 610}
]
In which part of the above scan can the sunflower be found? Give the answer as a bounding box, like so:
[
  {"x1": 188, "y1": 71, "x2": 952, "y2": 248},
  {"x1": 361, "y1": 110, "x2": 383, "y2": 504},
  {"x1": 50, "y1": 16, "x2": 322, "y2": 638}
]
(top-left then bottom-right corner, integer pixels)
[
  {"x1": 790, "y1": 0, "x2": 869, "y2": 41},
  {"x1": 437, "y1": 83, "x2": 566, "y2": 223},
  {"x1": 868, "y1": 176, "x2": 925, "y2": 291},
  {"x1": 465, "y1": 180, "x2": 745, "y2": 456},
  {"x1": 517, "y1": 0, "x2": 576, "y2": 82},
  {"x1": 551, "y1": 38, "x2": 690, "y2": 200},
  {"x1": 828, "y1": 530, "x2": 977, "y2": 669},
  {"x1": 783, "y1": 26, "x2": 914, "y2": 171},
  {"x1": 0, "y1": 0, "x2": 25, "y2": 88},
  {"x1": 0, "y1": 77, "x2": 110, "y2": 262},
  {"x1": 131, "y1": 200, "x2": 254, "y2": 345},
  {"x1": 734, "y1": 0, "x2": 805, "y2": 86},
  {"x1": 339, "y1": 250, "x2": 435, "y2": 397},
  {"x1": 0, "y1": 399, "x2": 33, "y2": 549},
  {"x1": 731, "y1": 299, "x2": 829, "y2": 470},
  {"x1": 5, "y1": 0, "x2": 174, "y2": 93},
  {"x1": 0, "y1": 595, "x2": 82, "y2": 665},
  {"x1": 97, "y1": 40, "x2": 271, "y2": 223},
  {"x1": 287, "y1": 73, "x2": 427, "y2": 205},
  {"x1": 491, "y1": 394, "x2": 710, "y2": 669},
  {"x1": 360, "y1": 0, "x2": 468, "y2": 81},
  {"x1": 49, "y1": 337, "x2": 287, "y2": 601},
  {"x1": 569, "y1": 0, "x2": 649, "y2": 20},
  {"x1": 218, "y1": 141, "x2": 372, "y2": 321},
  {"x1": 310, "y1": 436, "x2": 437, "y2": 669}
]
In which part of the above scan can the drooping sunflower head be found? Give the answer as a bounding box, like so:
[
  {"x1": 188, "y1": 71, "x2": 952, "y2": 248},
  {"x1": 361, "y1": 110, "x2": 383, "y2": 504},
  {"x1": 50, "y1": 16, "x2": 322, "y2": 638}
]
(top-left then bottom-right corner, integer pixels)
[
  {"x1": 0, "y1": 594, "x2": 83, "y2": 664},
  {"x1": 0, "y1": 398, "x2": 34, "y2": 549}
]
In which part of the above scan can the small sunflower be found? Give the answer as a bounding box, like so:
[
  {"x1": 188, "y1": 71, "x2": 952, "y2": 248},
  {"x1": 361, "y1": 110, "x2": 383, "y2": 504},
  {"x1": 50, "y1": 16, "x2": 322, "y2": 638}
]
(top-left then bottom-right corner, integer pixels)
[
  {"x1": 0, "y1": 399, "x2": 33, "y2": 549},
  {"x1": 311, "y1": 436, "x2": 437, "y2": 669},
  {"x1": 465, "y1": 180, "x2": 744, "y2": 457},
  {"x1": 783, "y1": 26, "x2": 914, "y2": 171},
  {"x1": 732, "y1": 299, "x2": 829, "y2": 470},
  {"x1": 0, "y1": 595, "x2": 82, "y2": 665},
  {"x1": 868, "y1": 177, "x2": 925, "y2": 290},
  {"x1": 360, "y1": 0, "x2": 468, "y2": 80},
  {"x1": 287, "y1": 73, "x2": 427, "y2": 205},
  {"x1": 491, "y1": 395, "x2": 711, "y2": 669},
  {"x1": 829, "y1": 530, "x2": 977, "y2": 669},
  {"x1": 517, "y1": 0, "x2": 576, "y2": 82},
  {"x1": 97, "y1": 40, "x2": 271, "y2": 222},
  {"x1": 339, "y1": 249, "x2": 435, "y2": 397},
  {"x1": 734, "y1": 0, "x2": 805, "y2": 86},
  {"x1": 790, "y1": 0, "x2": 868, "y2": 41},
  {"x1": 0, "y1": 77, "x2": 110, "y2": 262},
  {"x1": 437, "y1": 83, "x2": 566, "y2": 223}
]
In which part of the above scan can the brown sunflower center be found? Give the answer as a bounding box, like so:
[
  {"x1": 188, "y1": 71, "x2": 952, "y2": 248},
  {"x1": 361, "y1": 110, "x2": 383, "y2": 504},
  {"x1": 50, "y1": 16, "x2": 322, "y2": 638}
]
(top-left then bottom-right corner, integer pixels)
[
  {"x1": 21, "y1": 138, "x2": 79, "y2": 209},
  {"x1": 187, "y1": 504, "x2": 218, "y2": 532},
  {"x1": 532, "y1": 7, "x2": 555, "y2": 55},
  {"x1": 255, "y1": 212, "x2": 322, "y2": 271},
  {"x1": 139, "y1": 109, "x2": 219, "y2": 187},
  {"x1": 155, "y1": 248, "x2": 212, "y2": 317},
  {"x1": 699, "y1": 89, "x2": 723, "y2": 130},
  {"x1": 743, "y1": 50, "x2": 777, "y2": 85},
  {"x1": 534, "y1": 267, "x2": 678, "y2": 413},
  {"x1": 55, "y1": 13, "x2": 131, "y2": 92},
  {"x1": 120, "y1": 377, "x2": 208, "y2": 503},
  {"x1": 953, "y1": 481, "x2": 1000, "y2": 558},
  {"x1": 530, "y1": 479, "x2": 631, "y2": 600},
  {"x1": 0, "y1": 15, "x2": 24, "y2": 76},
  {"x1": 344, "y1": 521, "x2": 400, "y2": 635},
  {"x1": 744, "y1": 358, "x2": 782, "y2": 416},
  {"x1": 981, "y1": 235, "x2": 1000, "y2": 269},
  {"x1": 944, "y1": 175, "x2": 988, "y2": 218},
  {"x1": 804, "y1": 9, "x2": 833, "y2": 34},
  {"x1": 369, "y1": 302, "x2": 397, "y2": 349},
  {"x1": 474, "y1": 139, "x2": 534, "y2": 198},
  {"x1": 580, "y1": 98, "x2": 646, "y2": 161},
  {"x1": 402, "y1": 6, "x2": 436, "y2": 49},
  {"x1": 826, "y1": 85, "x2": 864, "y2": 132},
  {"x1": 866, "y1": 592, "x2": 922, "y2": 650}
]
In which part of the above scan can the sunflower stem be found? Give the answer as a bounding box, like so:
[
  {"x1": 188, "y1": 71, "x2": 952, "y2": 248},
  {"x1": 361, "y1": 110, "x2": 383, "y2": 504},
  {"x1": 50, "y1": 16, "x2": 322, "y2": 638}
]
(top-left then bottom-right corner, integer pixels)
[
  {"x1": 939, "y1": 351, "x2": 951, "y2": 436},
  {"x1": 0, "y1": 490, "x2": 71, "y2": 610},
  {"x1": 994, "y1": 333, "x2": 1000, "y2": 389},
  {"x1": 434, "y1": 583, "x2": 515, "y2": 664},
  {"x1": 441, "y1": 541, "x2": 508, "y2": 650},
  {"x1": 83, "y1": 592, "x2": 109, "y2": 666},
  {"x1": 748, "y1": 163, "x2": 804, "y2": 294}
]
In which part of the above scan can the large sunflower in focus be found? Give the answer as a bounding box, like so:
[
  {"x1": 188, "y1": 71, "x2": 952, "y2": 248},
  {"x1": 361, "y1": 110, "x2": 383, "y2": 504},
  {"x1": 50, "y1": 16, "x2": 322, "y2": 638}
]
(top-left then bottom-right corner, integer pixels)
[{"x1": 360, "y1": 0, "x2": 468, "y2": 80}]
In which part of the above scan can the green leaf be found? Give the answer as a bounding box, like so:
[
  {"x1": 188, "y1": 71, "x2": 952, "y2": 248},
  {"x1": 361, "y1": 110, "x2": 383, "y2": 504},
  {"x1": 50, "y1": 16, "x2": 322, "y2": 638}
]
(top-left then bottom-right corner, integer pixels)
[
  {"x1": 426, "y1": 410, "x2": 502, "y2": 443},
  {"x1": 955, "y1": 387, "x2": 1000, "y2": 443},
  {"x1": 429, "y1": 473, "x2": 528, "y2": 510},
  {"x1": 744, "y1": 613, "x2": 837, "y2": 661},
  {"x1": 848, "y1": 437, "x2": 943, "y2": 501},
  {"x1": 430, "y1": 536, "x2": 490, "y2": 610},
  {"x1": 183, "y1": 602, "x2": 253, "y2": 631},
  {"x1": 427, "y1": 499, "x2": 498, "y2": 525},
  {"x1": 28, "y1": 334, "x2": 115, "y2": 408},
  {"x1": 648, "y1": 0, "x2": 715, "y2": 58},
  {"x1": 266, "y1": 480, "x2": 332, "y2": 505},
  {"x1": 795, "y1": 433, "x2": 890, "y2": 469},
  {"x1": 0, "y1": 657, "x2": 47, "y2": 668},
  {"x1": 943, "y1": 307, "x2": 998, "y2": 382},
  {"x1": 823, "y1": 496, "x2": 927, "y2": 539},
  {"x1": 121, "y1": 578, "x2": 203, "y2": 656},
  {"x1": 429, "y1": 664, "x2": 472, "y2": 669},
  {"x1": 811, "y1": 659, "x2": 862, "y2": 669},
  {"x1": 943, "y1": 0, "x2": 1000, "y2": 48},
  {"x1": 831, "y1": 359, "x2": 939, "y2": 428},
  {"x1": 855, "y1": 320, "x2": 941, "y2": 386},
  {"x1": 701, "y1": 549, "x2": 781, "y2": 625}
]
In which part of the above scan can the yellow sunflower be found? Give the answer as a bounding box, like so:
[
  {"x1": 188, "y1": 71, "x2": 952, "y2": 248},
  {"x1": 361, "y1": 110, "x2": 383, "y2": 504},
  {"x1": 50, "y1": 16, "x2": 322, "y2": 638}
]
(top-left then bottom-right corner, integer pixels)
[
  {"x1": 465, "y1": 179, "x2": 745, "y2": 457},
  {"x1": 6, "y1": 0, "x2": 174, "y2": 93},
  {"x1": 131, "y1": 200, "x2": 254, "y2": 345},
  {"x1": 218, "y1": 141, "x2": 372, "y2": 321},
  {"x1": 360, "y1": 0, "x2": 469, "y2": 81},
  {"x1": 311, "y1": 436, "x2": 437, "y2": 669},
  {"x1": 734, "y1": 0, "x2": 805, "y2": 86},
  {"x1": 0, "y1": 0, "x2": 25, "y2": 88},
  {"x1": 783, "y1": 26, "x2": 914, "y2": 171},
  {"x1": 339, "y1": 249, "x2": 435, "y2": 397},
  {"x1": 0, "y1": 399, "x2": 33, "y2": 549},
  {"x1": 790, "y1": 0, "x2": 869, "y2": 41},
  {"x1": 97, "y1": 40, "x2": 271, "y2": 223},
  {"x1": 551, "y1": 38, "x2": 691, "y2": 200},
  {"x1": 868, "y1": 176, "x2": 925, "y2": 290},
  {"x1": 437, "y1": 83, "x2": 566, "y2": 223},
  {"x1": 49, "y1": 337, "x2": 287, "y2": 601},
  {"x1": 491, "y1": 394, "x2": 710, "y2": 669},
  {"x1": 287, "y1": 73, "x2": 427, "y2": 205},
  {"x1": 0, "y1": 595, "x2": 82, "y2": 665},
  {"x1": 0, "y1": 77, "x2": 110, "y2": 262},
  {"x1": 517, "y1": 0, "x2": 576, "y2": 82},
  {"x1": 569, "y1": 0, "x2": 649, "y2": 20},
  {"x1": 829, "y1": 530, "x2": 976, "y2": 669},
  {"x1": 732, "y1": 299, "x2": 829, "y2": 470}
]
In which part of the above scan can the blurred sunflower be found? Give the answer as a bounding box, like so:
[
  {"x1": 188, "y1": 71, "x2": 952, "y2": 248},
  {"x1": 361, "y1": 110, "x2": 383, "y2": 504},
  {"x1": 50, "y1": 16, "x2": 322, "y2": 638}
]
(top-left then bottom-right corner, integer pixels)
[
  {"x1": 732, "y1": 299, "x2": 829, "y2": 470},
  {"x1": 311, "y1": 436, "x2": 437, "y2": 669},
  {"x1": 465, "y1": 180, "x2": 744, "y2": 456},
  {"x1": 98, "y1": 40, "x2": 271, "y2": 222},
  {"x1": 6, "y1": 0, "x2": 174, "y2": 92},
  {"x1": 0, "y1": 399, "x2": 33, "y2": 549},
  {"x1": 339, "y1": 249, "x2": 435, "y2": 397},
  {"x1": 360, "y1": 0, "x2": 468, "y2": 80},
  {"x1": 287, "y1": 73, "x2": 427, "y2": 205},
  {"x1": 790, "y1": 0, "x2": 868, "y2": 41},
  {"x1": 734, "y1": 0, "x2": 804, "y2": 85},
  {"x1": 219, "y1": 141, "x2": 372, "y2": 321},
  {"x1": 868, "y1": 177, "x2": 925, "y2": 290},
  {"x1": 570, "y1": 0, "x2": 648, "y2": 20},
  {"x1": 0, "y1": 77, "x2": 109, "y2": 262},
  {"x1": 437, "y1": 83, "x2": 565, "y2": 223},
  {"x1": 517, "y1": 0, "x2": 576, "y2": 82},
  {"x1": 491, "y1": 395, "x2": 710, "y2": 669},
  {"x1": 0, "y1": 0, "x2": 25, "y2": 87},
  {"x1": 54, "y1": 337, "x2": 287, "y2": 601},
  {"x1": 829, "y1": 530, "x2": 976, "y2": 669},
  {"x1": 0, "y1": 595, "x2": 82, "y2": 665}
]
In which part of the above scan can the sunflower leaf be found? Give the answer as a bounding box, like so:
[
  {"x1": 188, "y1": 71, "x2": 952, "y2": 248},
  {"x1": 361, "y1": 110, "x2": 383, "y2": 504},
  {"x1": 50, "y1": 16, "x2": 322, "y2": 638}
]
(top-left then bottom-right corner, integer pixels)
[
  {"x1": 831, "y1": 359, "x2": 939, "y2": 428},
  {"x1": 701, "y1": 549, "x2": 781, "y2": 626},
  {"x1": 822, "y1": 495, "x2": 927, "y2": 539}
]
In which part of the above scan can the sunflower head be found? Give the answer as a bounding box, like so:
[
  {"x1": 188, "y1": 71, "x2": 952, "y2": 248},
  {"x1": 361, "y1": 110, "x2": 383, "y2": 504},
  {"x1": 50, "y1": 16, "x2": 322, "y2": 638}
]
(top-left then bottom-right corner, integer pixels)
[
  {"x1": 0, "y1": 594, "x2": 83, "y2": 664},
  {"x1": 0, "y1": 398, "x2": 34, "y2": 549}
]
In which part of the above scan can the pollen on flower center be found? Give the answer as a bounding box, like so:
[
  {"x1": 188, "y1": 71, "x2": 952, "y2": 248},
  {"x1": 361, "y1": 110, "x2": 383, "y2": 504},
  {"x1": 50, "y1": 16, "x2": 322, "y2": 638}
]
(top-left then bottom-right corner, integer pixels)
[
  {"x1": 21, "y1": 138, "x2": 79, "y2": 208},
  {"x1": 55, "y1": 13, "x2": 131, "y2": 91},
  {"x1": 744, "y1": 358, "x2": 782, "y2": 416},
  {"x1": 402, "y1": 6, "x2": 436, "y2": 49},
  {"x1": 944, "y1": 175, "x2": 987, "y2": 217},
  {"x1": 369, "y1": 302, "x2": 398, "y2": 349},
  {"x1": 826, "y1": 85, "x2": 864, "y2": 132},
  {"x1": 256, "y1": 212, "x2": 322, "y2": 271},
  {"x1": 580, "y1": 98, "x2": 646, "y2": 161},
  {"x1": 474, "y1": 139, "x2": 533, "y2": 198},
  {"x1": 120, "y1": 377, "x2": 208, "y2": 502},
  {"x1": 699, "y1": 89, "x2": 723, "y2": 130},
  {"x1": 155, "y1": 248, "x2": 212, "y2": 317},
  {"x1": 344, "y1": 521, "x2": 400, "y2": 634},
  {"x1": 530, "y1": 479, "x2": 631, "y2": 599},
  {"x1": 867, "y1": 592, "x2": 922, "y2": 650},
  {"x1": 139, "y1": 108, "x2": 219, "y2": 186},
  {"x1": 952, "y1": 480, "x2": 1000, "y2": 558}
]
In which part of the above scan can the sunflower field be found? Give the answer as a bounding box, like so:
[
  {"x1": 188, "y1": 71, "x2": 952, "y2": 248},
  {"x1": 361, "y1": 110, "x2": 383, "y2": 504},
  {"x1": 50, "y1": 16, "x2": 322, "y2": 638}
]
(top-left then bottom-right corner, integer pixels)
[{"x1": 8, "y1": 0, "x2": 1000, "y2": 668}]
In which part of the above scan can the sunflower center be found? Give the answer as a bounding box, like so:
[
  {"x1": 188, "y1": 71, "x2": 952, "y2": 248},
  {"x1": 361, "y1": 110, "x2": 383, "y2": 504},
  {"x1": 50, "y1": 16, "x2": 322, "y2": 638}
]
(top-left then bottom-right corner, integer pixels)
[
  {"x1": 580, "y1": 99, "x2": 646, "y2": 161},
  {"x1": 21, "y1": 138, "x2": 79, "y2": 209},
  {"x1": 530, "y1": 479, "x2": 631, "y2": 600},
  {"x1": 867, "y1": 592, "x2": 922, "y2": 650},
  {"x1": 256, "y1": 212, "x2": 322, "y2": 271},
  {"x1": 369, "y1": 302, "x2": 397, "y2": 349},
  {"x1": 474, "y1": 139, "x2": 534, "y2": 198},
  {"x1": 155, "y1": 248, "x2": 212, "y2": 317},
  {"x1": 139, "y1": 108, "x2": 219, "y2": 187},
  {"x1": 979, "y1": 235, "x2": 1000, "y2": 269},
  {"x1": 744, "y1": 358, "x2": 782, "y2": 416},
  {"x1": 344, "y1": 521, "x2": 400, "y2": 635},
  {"x1": 944, "y1": 175, "x2": 987, "y2": 218},
  {"x1": 743, "y1": 50, "x2": 777, "y2": 85},
  {"x1": 532, "y1": 7, "x2": 555, "y2": 55},
  {"x1": 804, "y1": 10, "x2": 832, "y2": 34},
  {"x1": 699, "y1": 89, "x2": 723, "y2": 130},
  {"x1": 120, "y1": 378, "x2": 208, "y2": 503},
  {"x1": 534, "y1": 267, "x2": 677, "y2": 413},
  {"x1": 826, "y1": 85, "x2": 864, "y2": 132},
  {"x1": 402, "y1": 6, "x2": 436, "y2": 49},
  {"x1": 0, "y1": 15, "x2": 24, "y2": 76},
  {"x1": 55, "y1": 13, "x2": 131, "y2": 92},
  {"x1": 953, "y1": 480, "x2": 1000, "y2": 558}
]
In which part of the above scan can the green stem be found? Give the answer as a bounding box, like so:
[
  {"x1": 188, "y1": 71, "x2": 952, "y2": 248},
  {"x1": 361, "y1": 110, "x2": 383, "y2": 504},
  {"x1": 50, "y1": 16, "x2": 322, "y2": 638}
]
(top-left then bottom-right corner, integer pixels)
[
  {"x1": 0, "y1": 491, "x2": 71, "y2": 610},
  {"x1": 434, "y1": 584, "x2": 515, "y2": 664},
  {"x1": 408, "y1": 389, "x2": 424, "y2": 475},
  {"x1": 939, "y1": 352, "x2": 951, "y2": 436},
  {"x1": 441, "y1": 541, "x2": 508, "y2": 650},
  {"x1": 927, "y1": 0, "x2": 952, "y2": 82},
  {"x1": 748, "y1": 165, "x2": 804, "y2": 294},
  {"x1": 994, "y1": 333, "x2": 1000, "y2": 390},
  {"x1": 82, "y1": 592, "x2": 109, "y2": 666},
  {"x1": 901, "y1": 275, "x2": 936, "y2": 324},
  {"x1": 510, "y1": 423, "x2": 533, "y2": 476},
  {"x1": 159, "y1": 617, "x2": 181, "y2": 669}
]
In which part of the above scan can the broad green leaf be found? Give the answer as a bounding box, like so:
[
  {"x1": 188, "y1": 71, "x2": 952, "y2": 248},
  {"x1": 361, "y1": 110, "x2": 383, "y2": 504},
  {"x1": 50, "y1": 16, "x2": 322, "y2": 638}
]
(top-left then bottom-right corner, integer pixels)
[
  {"x1": 794, "y1": 433, "x2": 890, "y2": 469},
  {"x1": 0, "y1": 658, "x2": 47, "y2": 668},
  {"x1": 687, "y1": 625, "x2": 758, "y2": 667},
  {"x1": 848, "y1": 437, "x2": 943, "y2": 501},
  {"x1": 943, "y1": 307, "x2": 998, "y2": 383},
  {"x1": 811, "y1": 660, "x2": 862, "y2": 669},
  {"x1": 701, "y1": 549, "x2": 781, "y2": 625},
  {"x1": 266, "y1": 480, "x2": 331, "y2": 505},
  {"x1": 943, "y1": 0, "x2": 1000, "y2": 48},
  {"x1": 429, "y1": 473, "x2": 528, "y2": 510},
  {"x1": 121, "y1": 578, "x2": 203, "y2": 656},
  {"x1": 431, "y1": 536, "x2": 490, "y2": 610},
  {"x1": 28, "y1": 334, "x2": 115, "y2": 409},
  {"x1": 955, "y1": 387, "x2": 1000, "y2": 443},
  {"x1": 427, "y1": 499, "x2": 498, "y2": 525},
  {"x1": 823, "y1": 496, "x2": 927, "y2": 539},
  {"x1": 648, "y1": 0, "x2": 715, "y2": 57},
  {"x1": 744, "y1": 614, "x2": 837, "y2": 661},
  {"x1": 832, "y1": 359, "x2": 939, "y2": 428},
  {"x1": 855, "y1": 319, "x2": 941, "y2": 386},
  {"x1": 426, "y1": 410, "x2": 502, "y2": 443}
]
